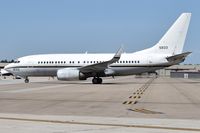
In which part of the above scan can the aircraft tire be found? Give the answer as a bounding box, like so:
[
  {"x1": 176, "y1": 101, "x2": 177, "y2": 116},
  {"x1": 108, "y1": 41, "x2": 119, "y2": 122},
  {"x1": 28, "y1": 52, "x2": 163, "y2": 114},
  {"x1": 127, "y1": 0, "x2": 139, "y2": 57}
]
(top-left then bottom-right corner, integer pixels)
[
  {"x1": 25, "y1": 78, "x2": 29, "y2": 83},
  {"x1": 92, "y1": 77, "x2": 102, "y2": 84}
]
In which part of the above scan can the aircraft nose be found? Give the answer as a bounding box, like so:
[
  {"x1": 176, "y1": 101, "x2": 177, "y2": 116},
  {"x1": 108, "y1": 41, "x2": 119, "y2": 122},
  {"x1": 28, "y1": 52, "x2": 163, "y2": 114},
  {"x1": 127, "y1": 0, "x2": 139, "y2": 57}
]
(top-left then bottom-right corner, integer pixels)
[
  {"x1": 4, "y1": 64, "x2": 9, "y2": 70},
  {"x1": 4, "y1": 63, "x2": 13, "y2": 71}
]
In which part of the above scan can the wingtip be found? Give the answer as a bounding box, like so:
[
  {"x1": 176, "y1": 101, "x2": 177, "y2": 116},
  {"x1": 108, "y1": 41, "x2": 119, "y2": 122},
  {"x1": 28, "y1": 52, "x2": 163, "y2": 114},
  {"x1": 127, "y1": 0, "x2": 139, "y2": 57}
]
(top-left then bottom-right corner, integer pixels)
[
  {"x1": 114, "y1": 46, "x2": 124, "y2": 58},
  {"x1": 182, "y1": 12, "x2": 192, "y2": 17}
]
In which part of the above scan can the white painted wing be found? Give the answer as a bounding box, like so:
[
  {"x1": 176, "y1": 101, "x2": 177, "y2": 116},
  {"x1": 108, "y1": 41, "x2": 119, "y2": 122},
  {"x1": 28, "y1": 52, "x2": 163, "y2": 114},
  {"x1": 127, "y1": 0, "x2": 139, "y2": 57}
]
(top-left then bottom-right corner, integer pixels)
[{"x1": 79, "y1": 47, "x2": 123, "y2": 73}]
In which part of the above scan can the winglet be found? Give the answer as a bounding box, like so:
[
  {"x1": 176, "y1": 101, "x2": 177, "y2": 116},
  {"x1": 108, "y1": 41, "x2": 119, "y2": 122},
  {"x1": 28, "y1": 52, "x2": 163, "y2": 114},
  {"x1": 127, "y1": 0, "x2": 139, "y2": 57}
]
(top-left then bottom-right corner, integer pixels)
[{"x1": 114, "y1": 46, "x2": 124, "y2": 59}]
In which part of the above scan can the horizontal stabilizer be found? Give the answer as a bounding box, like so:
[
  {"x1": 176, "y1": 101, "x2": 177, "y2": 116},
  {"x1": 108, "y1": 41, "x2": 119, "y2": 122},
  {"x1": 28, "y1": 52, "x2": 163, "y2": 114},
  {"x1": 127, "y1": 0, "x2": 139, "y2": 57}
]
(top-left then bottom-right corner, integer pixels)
[{"x1": 166, "y1": 52, "x2": 191, "y2": 62}]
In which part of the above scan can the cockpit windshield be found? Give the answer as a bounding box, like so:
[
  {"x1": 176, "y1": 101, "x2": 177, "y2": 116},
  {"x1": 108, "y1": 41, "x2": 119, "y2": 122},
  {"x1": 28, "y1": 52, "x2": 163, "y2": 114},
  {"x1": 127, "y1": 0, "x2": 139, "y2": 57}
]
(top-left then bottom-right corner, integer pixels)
[{"x1": 14, "y1": 60, "x2": 20, "y2": 63}]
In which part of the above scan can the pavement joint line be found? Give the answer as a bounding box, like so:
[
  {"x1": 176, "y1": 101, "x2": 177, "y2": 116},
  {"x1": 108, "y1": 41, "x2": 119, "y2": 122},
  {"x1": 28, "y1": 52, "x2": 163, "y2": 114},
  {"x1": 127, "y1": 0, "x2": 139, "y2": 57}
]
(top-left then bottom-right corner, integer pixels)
[
  {"x1": 0, "y1": 84, "x2": 72, "y2": 93},
  {"x1": 0, "y1": 117, "x2": 200, "y2": 132}
]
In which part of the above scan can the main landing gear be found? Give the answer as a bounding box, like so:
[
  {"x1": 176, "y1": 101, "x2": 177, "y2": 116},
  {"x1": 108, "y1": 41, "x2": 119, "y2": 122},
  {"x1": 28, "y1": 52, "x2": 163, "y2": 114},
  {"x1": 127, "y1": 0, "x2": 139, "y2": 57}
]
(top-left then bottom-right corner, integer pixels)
[
  {"x1": 24, "y1": 77, "x2": 29, "y2": 83},
  {"x1": 92, "y1": 77, "x2": 102, "y2": 84}
]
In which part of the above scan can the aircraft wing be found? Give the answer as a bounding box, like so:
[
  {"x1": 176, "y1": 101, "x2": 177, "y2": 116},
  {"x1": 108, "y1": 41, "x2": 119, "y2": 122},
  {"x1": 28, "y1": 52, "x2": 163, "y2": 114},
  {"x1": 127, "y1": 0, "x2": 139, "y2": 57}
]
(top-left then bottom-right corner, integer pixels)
[
  {"x1": 79, "y1": 47, "x2": 123, "y2": 73},
  {"x1": 166, "y1": 52, "x2": 191, "y2": 62}
]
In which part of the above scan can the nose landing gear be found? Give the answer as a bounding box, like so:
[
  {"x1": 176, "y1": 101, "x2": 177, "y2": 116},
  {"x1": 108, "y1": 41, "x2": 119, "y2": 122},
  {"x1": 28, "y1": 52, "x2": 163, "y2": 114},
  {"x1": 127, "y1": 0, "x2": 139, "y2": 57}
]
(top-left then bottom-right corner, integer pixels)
[
  {"x1": 92, "y1": 77, "x2": 102, "y2": 84},
  {"x1": 24, "y1": 77, "x2": 29, "y2": 83}
]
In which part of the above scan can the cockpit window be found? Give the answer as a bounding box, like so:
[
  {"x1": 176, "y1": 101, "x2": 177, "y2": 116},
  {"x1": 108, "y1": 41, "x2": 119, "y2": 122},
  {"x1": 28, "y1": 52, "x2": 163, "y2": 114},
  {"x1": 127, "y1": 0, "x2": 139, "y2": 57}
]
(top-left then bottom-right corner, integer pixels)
[{"x1": 14, "y1": 60, "x2": 20, "y2": 63}]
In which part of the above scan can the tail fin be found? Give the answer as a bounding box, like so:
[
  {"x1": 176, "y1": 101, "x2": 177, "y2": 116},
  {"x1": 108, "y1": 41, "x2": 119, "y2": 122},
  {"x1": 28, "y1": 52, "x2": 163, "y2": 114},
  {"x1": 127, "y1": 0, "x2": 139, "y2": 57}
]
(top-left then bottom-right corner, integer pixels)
[{"x1": 141, "y1": 13, "x2": 191, "y2": 55}]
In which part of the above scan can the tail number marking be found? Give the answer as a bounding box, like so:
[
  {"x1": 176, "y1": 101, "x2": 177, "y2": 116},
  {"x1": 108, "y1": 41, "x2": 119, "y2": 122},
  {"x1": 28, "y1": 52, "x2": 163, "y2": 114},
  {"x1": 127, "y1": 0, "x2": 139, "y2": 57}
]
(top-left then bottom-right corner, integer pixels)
[{"x1": 159, "y1": 46, "x2": 168, "y2": 49}]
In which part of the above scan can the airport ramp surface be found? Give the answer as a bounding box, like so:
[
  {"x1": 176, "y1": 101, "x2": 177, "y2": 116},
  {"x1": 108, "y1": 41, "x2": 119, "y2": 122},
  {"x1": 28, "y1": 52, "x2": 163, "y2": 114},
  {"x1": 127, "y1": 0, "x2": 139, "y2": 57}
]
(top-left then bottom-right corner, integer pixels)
[
  {"x1": 1, "y1": 76, "x2": 200, "y2": 132},
  {"x1": 0, "y1": 113, "x2": 200, "y2": 133}
]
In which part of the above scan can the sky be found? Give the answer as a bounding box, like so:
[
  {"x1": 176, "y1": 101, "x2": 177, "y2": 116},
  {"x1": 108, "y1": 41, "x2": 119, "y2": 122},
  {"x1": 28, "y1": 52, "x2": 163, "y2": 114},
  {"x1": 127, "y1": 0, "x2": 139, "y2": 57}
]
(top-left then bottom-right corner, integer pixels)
[{"x1": 0, "y1": 0, "x2": 199, "y2": 64}]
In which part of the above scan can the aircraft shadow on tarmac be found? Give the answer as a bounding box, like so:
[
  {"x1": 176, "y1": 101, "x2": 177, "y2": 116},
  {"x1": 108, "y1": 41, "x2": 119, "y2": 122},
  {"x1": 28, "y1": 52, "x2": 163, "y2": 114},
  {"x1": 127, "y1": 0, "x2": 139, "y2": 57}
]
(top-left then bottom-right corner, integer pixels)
[{"x1": 31, "y1": 81, "x2": 147, "y2": 85}]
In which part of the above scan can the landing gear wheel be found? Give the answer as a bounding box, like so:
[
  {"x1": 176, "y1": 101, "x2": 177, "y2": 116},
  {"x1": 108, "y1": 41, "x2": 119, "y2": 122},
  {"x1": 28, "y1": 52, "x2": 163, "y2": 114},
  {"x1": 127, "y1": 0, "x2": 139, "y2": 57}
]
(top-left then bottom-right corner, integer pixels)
[
  {"x1": 92, "y1": 78, "x2": 98, "y2": 84},
  {"x1": 92, "y1": 77, "x2": 103, "y2": 84},
  {"x1": 97, "y1": 78, "x2": 102, "y2": 84},
  {"x1": 25, "y1": 78, "x2": 29, "y2": 83}
]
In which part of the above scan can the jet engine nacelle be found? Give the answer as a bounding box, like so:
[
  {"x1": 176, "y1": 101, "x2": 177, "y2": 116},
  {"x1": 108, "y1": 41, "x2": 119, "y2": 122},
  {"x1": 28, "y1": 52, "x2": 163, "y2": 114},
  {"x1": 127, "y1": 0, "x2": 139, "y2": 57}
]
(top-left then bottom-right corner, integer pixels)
[{"x1": 57, "y1": 68, "x2": 86, "y2": 81}]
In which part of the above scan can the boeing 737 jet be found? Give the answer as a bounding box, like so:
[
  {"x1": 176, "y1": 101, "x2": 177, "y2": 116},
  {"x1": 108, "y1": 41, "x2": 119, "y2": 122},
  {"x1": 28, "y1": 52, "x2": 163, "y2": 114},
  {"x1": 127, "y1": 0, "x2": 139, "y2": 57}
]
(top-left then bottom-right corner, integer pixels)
[{"x1": 4, "y1": 13, "x2": 191, "y2": 84}]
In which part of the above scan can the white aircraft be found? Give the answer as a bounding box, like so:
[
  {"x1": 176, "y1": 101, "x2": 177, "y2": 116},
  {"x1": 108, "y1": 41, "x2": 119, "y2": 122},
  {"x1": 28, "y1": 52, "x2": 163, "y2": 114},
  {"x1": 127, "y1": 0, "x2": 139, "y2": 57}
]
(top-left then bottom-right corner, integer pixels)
[{"x1": 4, "y1": 13, "x2": 191, "y2": 84}]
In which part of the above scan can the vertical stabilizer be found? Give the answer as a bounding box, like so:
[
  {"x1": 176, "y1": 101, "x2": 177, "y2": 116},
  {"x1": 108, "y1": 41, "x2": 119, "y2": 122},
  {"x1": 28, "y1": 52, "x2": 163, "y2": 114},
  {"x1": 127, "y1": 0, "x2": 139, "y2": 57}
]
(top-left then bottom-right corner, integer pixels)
[{"x1": 141, "y1": 13, "x2": 191, "y2": 55}]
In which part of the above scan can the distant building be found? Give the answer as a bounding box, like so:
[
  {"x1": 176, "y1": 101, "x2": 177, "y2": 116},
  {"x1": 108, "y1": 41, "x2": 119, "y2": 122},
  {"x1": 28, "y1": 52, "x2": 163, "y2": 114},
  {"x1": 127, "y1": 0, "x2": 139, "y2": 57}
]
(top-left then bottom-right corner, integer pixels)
[
  {"x1": 171, "y1": 71, "x2": 200, "y2": 78},
  {"x1": 157, "y1": 64, "x2": 200, "y2": 78}
]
